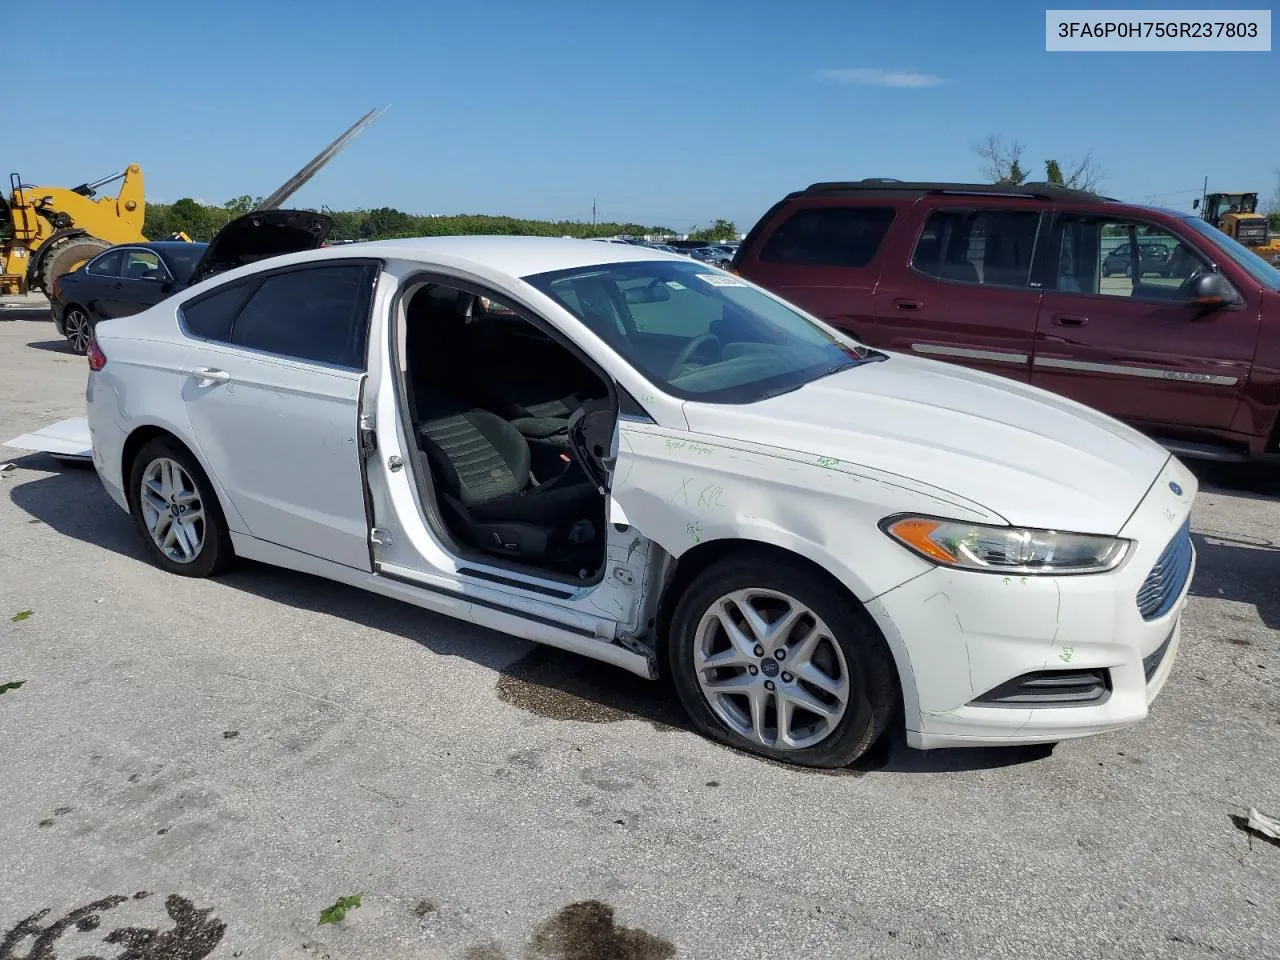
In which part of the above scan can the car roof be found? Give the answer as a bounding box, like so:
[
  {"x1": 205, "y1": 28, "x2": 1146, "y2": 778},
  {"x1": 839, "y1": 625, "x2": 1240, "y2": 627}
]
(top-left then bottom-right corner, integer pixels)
[
  {"x1": 220, "y1": 234, "x2": 688, "y2": 279},
  {"x1": 120, "y1": 241, "x2": 209, "y2": 253}
]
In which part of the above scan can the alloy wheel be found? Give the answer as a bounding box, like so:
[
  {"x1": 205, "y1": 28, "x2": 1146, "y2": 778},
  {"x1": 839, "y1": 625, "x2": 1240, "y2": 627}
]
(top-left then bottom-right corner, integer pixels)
[
  {"x1": 64, "y1": 308, "x2": 92, "y2": 354},
  {"x1": 693, "y1": 588, "x2": 850, "y2": 751},
  {"x1": 139, "y1": 458, "x2": 206, "y2": 563}
]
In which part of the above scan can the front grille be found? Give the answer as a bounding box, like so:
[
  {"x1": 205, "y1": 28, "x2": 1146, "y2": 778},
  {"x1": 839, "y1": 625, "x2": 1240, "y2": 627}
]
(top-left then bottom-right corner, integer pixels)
[
  {"x1": 1136, "y1": 520, "x2": 1193, "y2": 621},
  {"x1": 971, "y1": 669, "x2": 1111, "y2": 707},
  {"x1": 1143, "y1": 628, "x2": 1175, "y2": 683}
]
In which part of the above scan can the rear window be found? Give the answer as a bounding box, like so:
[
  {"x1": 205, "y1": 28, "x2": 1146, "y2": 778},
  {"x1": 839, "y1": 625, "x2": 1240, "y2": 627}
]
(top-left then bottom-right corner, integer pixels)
[
  {"x1": 230, "y1": 264, "x2": 373, "y2": 369},
  {"x1": 758, "y1": 207, "x2": 896, "y2": 267}
]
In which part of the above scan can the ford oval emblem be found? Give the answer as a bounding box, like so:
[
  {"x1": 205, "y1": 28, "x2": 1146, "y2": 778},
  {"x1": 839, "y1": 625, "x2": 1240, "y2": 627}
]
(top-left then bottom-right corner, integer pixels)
[{"x1": 1169, "y1": 481, "x2": 1183, "y2": 496}]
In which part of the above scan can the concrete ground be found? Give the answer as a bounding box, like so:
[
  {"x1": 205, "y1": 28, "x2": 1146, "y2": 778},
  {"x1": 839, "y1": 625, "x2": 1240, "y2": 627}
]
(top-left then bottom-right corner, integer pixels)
[{"x1": 0, "y1": 312, "x2": 1277, "y2": 960}]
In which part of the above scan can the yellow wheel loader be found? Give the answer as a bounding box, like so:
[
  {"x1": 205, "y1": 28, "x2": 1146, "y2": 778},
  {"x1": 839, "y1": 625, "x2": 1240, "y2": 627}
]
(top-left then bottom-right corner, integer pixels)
[
  {"x1": 2, "y1": 105, "x2": 386, "y2": 299},
  {"x1": 0, "y1": 165, "x2": 158, "y2": 297},
  {"x1": 1194, "y1": 191, "x2": 1280, "y2": 265}
]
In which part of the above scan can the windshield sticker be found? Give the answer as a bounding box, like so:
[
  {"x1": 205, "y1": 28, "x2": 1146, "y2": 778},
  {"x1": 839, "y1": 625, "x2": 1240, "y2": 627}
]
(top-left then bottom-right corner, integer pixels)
[
  {"x1": 695, "y1": 273, "x2": 748, "y2": 287},
  {"x1": 665, "y1": 281, "x2": 687, "y2": 290}
]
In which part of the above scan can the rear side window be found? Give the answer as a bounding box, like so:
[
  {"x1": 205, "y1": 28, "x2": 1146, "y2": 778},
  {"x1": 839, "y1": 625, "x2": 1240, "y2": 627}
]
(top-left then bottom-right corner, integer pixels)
[
  {"x1": 180, "y1": 282, "x2": 253, "y2": 341},
  {"x1": 912, "y1": 209, "x2": 1042, "y2": 288},
  {"x1": 759, "y1": 207, "x2": 896, "y2": 267},
  {"x1": 230, "y1": 264, "x2": 374, "y2": 369},
  {"x1": 87, "y1": 251, "x2": 124, "y2": 277}
]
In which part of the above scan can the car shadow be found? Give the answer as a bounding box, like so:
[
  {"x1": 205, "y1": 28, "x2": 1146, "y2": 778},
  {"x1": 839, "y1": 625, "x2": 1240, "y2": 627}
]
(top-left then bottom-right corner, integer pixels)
[
  {"x1": 1186, "y1": 459, "x2": 1280, "y2": 504},
  {"x1": 26, "y1": 339, "x2": 74, "y2": 354},
  {"x1": 1188, "y1": 530, "x2": 1280, "y2": 629},
  {"x1": 8, "y1": 458, "x2": 1054, "y2": 776},
  {"x1": 0, "y1": 308, "x2": 52, "y2": 322}
]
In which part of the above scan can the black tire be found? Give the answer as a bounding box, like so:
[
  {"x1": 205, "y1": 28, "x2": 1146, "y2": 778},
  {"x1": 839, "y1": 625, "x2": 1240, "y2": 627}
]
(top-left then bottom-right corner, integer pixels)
[
  {"x1": 38, "y1": 235, "x2": 110, "y2": 296},
  {"x1": 126, "y1": 436, "x2": 235, "y2": 578},
  {"x1": 61, "y1": 304, "x2": 93, "y2": 355},
  {"x1": 667, "y1": 555, "x2": 898, "y2": 768}
]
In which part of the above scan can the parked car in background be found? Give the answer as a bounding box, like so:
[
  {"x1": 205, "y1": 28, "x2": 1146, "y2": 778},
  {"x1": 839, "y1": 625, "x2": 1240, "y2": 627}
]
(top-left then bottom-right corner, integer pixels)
[
  {"x1": 52, "y1": 242, "x2": 208, "y2": 354},
  {"x1": 50, "y1": 212, "x2": 332, "y2": 354},
  {"x1": 733, "y1": 179, "x2": 1280, "y2": 462},
  {"x1": 689, "y1": 246, "x2": 732, "y2": 267},
  {"x1": 72, "y1": 234, "x2": 1194, "y2": 768},
  {"x1": 1103, "y1": 242, "x2": 1172, "y2": 278}
]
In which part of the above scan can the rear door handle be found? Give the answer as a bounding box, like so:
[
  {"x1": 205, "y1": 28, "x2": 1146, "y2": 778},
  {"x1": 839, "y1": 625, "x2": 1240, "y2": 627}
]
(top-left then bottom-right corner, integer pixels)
[
  {"x1": 192, "y1": 367, "x2": 230, "y2": 386},
  {"x1": 112, "y1": 282, "x2": 123, "y2": 290},
  {"x1": 1053, "y1": 315, "x2": 1088, "y2": 327},
  {"x1": 893, "y1": 299, "x2": 922, "y2": 311}
]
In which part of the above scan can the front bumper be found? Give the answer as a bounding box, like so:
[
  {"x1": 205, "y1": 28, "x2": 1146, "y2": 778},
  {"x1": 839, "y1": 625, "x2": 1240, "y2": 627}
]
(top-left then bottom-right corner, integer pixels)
[{"x1": 866, "y1": 456, "x2": 1196, "y2": 749}]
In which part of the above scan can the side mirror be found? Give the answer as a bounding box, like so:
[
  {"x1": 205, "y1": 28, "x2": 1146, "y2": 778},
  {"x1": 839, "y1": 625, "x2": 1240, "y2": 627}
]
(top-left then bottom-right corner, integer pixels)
[
  {"x1": 1192, "y1": 198, "x2": 1200, "y2": 210},
  {"x1": 159, "y1": 281, "x2": 174, "y2": 295},
  {"x1": 1186, "y1": 271, "x2": 1238, "y2": 308}
]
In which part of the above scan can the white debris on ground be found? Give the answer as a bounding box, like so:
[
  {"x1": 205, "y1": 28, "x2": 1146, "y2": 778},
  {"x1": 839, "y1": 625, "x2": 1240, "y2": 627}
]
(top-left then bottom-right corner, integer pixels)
[{"x1": 1247, "y1": 807, "x2": 1280, "y2": 842}]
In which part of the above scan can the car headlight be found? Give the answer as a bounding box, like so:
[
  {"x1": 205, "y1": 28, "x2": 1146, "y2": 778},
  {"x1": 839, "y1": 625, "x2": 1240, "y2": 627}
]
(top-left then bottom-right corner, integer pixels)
[{"x1": 880, "y1": 515, "x2": 1131, "y2": 575}]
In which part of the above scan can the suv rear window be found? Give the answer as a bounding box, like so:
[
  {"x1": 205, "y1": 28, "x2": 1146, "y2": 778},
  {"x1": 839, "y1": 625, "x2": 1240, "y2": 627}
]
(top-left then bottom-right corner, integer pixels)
[
  {"x1": 759, "y1": 207, "x2": 896, "y2": 267},
  {"x1": 912, "y1": 209, "x2": 1042, "y2": 288}
]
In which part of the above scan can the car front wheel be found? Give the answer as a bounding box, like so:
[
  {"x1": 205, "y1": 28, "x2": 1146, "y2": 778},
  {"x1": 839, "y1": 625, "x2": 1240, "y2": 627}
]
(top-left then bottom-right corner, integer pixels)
[
  {"x1": 127, "y1": 437, "x2": 234, "y2": 578},
  {"x1": 668, "y1": 556, "x2": 898, "y2": 768}
]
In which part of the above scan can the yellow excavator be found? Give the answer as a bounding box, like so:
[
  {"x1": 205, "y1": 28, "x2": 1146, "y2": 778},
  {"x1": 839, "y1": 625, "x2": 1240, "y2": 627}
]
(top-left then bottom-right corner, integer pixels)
[
  {"x1": 1193, "y1": 190, "x2": 1280, "y2": 265},
  {"x1": 2, "y1": 106, "x2": 387, "y2": 298}
]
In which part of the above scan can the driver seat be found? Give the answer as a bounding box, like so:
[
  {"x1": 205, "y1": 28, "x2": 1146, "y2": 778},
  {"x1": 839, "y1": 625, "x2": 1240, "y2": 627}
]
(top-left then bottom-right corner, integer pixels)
[{"x1": 416, "y1": 405, "x2": 599, "y2": 561}]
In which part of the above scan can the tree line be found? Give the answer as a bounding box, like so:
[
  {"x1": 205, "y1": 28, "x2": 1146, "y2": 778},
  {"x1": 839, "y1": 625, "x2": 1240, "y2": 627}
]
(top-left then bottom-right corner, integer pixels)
[{"x1": 142, "y1": 196, "x2": 738, "y2": 244}]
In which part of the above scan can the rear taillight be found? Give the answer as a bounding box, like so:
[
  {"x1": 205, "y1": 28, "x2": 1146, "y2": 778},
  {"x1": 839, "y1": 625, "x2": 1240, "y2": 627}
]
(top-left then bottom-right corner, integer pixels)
[{"x1": 87, "y1": 339, "x2": 107, "y2": 372}]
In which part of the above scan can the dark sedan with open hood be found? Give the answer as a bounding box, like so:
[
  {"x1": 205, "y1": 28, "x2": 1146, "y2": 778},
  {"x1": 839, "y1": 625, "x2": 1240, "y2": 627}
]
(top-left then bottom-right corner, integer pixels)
[{"x1": 52, "y1": 211, "x2": 333, "y2": 354}]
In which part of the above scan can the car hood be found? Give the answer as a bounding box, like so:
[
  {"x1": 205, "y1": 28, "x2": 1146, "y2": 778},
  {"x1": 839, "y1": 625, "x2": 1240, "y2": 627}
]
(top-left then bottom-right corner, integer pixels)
[
  {"x1": 681, "y1": 353, "x2": 1170, "y2": 535},
  {"x1": 186, "y1": 209, "x2": 333, "y2": 287}
]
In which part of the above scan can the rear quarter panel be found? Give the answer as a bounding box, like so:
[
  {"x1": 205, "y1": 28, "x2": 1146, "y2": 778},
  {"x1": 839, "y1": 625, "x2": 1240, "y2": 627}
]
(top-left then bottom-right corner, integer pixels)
[{"x1": 89, "y1": 310, "x2": 250, "y2": 532}]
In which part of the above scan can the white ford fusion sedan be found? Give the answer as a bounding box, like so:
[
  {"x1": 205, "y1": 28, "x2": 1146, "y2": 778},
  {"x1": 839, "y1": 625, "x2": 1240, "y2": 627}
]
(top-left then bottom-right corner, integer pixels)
[{"x1": 77, "y1": 216, "x2": 1197, "y2": 767}]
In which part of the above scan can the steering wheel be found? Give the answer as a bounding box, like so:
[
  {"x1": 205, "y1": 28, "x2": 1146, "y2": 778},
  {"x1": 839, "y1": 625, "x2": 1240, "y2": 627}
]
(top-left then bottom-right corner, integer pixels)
[{"x1": 668, "y1": 333, "x2": 721, "y2": 380}]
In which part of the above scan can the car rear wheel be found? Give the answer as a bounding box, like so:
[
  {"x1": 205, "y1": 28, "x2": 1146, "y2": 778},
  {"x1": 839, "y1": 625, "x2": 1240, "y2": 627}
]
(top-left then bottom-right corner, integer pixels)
[
  {"x1": 62, "y1": 305, "x2": 93, "y2": 355},
  {"x1": 127, "y1": 437, "x2": 234, "y2": 578},
  {"x1": 668, "y1": 556, "x2": 897, "y2": 768}
]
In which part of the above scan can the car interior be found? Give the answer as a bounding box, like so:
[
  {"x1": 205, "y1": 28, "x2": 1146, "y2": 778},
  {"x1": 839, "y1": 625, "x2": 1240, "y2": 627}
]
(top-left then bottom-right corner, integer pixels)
[
  {"x1": 1055, "y1": 220, "x2": 1207, "y2": 300},
  {"x1": 399, "y1": 282, "x2": 611, "y2": 579}
]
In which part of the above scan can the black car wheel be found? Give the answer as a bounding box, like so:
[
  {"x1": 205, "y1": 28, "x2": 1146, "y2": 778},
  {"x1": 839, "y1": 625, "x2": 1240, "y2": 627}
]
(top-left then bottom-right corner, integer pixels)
[{"x1": 61, "y1": 305, "x2": 93, "y2": 355}]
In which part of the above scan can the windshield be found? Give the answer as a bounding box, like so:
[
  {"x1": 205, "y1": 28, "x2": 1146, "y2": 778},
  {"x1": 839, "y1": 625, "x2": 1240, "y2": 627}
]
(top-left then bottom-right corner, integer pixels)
[
  {"x1": 161, "y1": 243, "x2": 210, "y2": 284},
  {"x1": 524, "y1": 259, "x2": 883, "y2": 403},
  {"x1": 1181, "y1": 215, "x2": 1280, "y2": 291}
]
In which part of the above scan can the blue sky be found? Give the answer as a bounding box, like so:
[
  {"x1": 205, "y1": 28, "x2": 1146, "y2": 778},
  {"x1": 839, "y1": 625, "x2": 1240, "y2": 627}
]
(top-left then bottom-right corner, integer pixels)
[{"x1": 19, "y1": 0, "x2": 1277, "y2": 232}]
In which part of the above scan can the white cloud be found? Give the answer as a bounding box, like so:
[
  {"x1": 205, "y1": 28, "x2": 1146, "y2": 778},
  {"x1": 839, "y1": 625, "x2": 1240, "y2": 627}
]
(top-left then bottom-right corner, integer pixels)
[{"x1": 816, "y1": 67, "x2": 948, "y2": 88}]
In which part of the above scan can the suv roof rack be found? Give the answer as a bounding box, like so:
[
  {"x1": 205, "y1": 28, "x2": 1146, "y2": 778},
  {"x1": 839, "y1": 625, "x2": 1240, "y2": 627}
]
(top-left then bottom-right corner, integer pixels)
[{"x1": 801, "y1": 179, "x2": 1117, "y2": 202}]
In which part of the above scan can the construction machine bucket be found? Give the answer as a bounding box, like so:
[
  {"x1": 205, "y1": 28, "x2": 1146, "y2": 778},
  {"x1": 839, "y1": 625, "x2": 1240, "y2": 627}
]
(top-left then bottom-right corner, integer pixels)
[{"x1": 255, "y1": 107, "x2": 388, "y2": 211}]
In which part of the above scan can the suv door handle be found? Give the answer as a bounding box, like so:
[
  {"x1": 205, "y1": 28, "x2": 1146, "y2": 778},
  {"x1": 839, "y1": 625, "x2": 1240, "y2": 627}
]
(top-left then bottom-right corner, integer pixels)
[
  {"x1": 893, "y1": 299, "x2": 922, "y2": 311},
  {"x1": 1053, "y1": 315, "x2": 1088, "y2": 327},
  {"x1": 192, "y1": 367, "x2": 230, "y2": 386},
  {"x1": 112, "y1": 282, "x2": 123, "y2": 290}
]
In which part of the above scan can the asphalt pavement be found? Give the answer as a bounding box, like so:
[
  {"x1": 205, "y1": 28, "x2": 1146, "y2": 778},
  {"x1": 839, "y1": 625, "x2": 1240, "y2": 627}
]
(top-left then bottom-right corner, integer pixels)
[{"x1": 1, "y1": 312, "x2": 1277, "y2": 960}]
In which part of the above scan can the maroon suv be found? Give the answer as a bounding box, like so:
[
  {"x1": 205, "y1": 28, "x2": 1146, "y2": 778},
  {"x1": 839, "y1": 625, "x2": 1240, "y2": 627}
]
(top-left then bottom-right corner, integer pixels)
[{"x1": 733, "y1": 179, "x2": 1280, "y2": 461}]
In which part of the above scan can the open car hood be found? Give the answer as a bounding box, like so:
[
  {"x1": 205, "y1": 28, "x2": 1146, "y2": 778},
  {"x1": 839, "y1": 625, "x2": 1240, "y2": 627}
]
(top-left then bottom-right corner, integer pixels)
[{"x1": 186, "y1": 210, "x2": 334, "y2": 287}]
